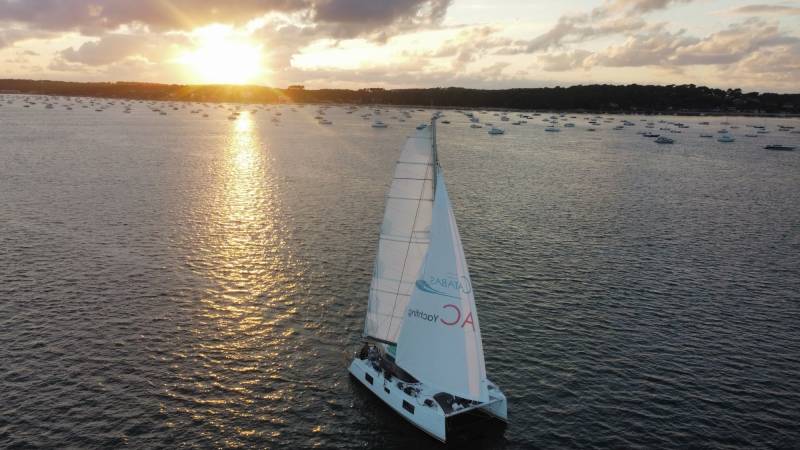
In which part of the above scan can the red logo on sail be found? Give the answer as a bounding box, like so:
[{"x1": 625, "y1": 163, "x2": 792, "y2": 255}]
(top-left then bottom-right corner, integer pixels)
[{"x1": 440, "y1": 304, "x2": 475, "y2": 330}]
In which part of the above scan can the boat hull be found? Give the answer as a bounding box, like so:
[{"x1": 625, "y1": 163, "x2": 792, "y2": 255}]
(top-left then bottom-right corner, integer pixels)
[{"x1": 348, "y1": 358, "x2": 507, "y2": 443}]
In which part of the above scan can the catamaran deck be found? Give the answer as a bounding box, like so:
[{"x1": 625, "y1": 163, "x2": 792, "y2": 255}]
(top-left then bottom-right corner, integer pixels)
[{"x1": 348, "y1": 345, "x2": 507, "y2": 442}]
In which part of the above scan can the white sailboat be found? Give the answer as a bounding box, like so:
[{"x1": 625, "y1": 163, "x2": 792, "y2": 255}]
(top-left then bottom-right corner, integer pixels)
[{"x1": 349, "y1": 118, "x2": 507, "y2": 442}]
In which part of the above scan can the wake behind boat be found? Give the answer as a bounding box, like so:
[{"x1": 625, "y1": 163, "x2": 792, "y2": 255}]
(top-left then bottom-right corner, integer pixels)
[{"x1": 349, "y1": 117, "x2": 507, "y2": 442}]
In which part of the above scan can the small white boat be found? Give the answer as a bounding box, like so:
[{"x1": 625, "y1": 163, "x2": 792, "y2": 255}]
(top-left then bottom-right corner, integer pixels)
[
  {"x1": 717, "y1": 135, "x2": 735, "y2": 143},
  {"x1": 488, "y1": 127, "x2": 504, "y2": 135}
]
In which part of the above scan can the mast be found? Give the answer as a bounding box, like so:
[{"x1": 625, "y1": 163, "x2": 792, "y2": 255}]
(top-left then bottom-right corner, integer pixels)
[{"x1": 431, "y1": 116, "x2": 439, "y2": 193}]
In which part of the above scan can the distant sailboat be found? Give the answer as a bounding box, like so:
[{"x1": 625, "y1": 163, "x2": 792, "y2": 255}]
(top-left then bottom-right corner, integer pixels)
[{"x1": 349, "y1": 118, "x2": 507, "y2": 442}]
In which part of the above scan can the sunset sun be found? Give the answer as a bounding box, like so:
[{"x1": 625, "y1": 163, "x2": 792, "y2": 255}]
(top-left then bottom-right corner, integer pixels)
[{"x1": 179, "y1": 26, "x2": 263, "y2": 84}]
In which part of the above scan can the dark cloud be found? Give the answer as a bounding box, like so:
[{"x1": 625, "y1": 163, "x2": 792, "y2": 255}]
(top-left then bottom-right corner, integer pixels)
[
  {"x1": 0, "y1": 27, "x2": 52, "y2": 49},
  {"x1": 0, "y1": 0, "x2": 451, "y2": 38},
  {"x1": 313, "y1": 0, "x2": 449, "y2": 25},
  {"x1": 611, "y1": 0, "x2": 693, "y2": 14},
  {"x1": 309, "y1": 0, "x2": 452, "y2": 41},
  {"x1": 0, "y1": 0, "x2": 308, "y2": 34}
]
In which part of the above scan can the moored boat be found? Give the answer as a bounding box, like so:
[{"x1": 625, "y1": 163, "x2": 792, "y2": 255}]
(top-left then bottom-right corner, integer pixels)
[
  {"x1": 717, "y1": 135, "x2": 735, "y2": 143},
  {"x1": 764, "y1": 144, "x2": 795, "y2": 151}
]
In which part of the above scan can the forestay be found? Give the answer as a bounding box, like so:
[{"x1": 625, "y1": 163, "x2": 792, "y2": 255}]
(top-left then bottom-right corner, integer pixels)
[
  {"x1": 396, "y1": 168, "x2": 489, "y2": 403},
  {"x1": 364, "y1": 127, "x2": 435, "y2": 344}
]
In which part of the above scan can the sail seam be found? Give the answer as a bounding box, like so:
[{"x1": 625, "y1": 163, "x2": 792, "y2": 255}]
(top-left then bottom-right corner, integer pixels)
[
  {"x1": 379, "y1": 236, "x2": 429, "y2": 244},
  {"x1": 385, "y1": 197, "x2": 433, "y2": 202},
  {"x1": 371, "y1": 287, "x2": 412, "y2": 296}
]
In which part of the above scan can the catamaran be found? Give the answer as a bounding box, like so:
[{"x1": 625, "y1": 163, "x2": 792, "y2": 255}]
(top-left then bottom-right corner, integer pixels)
[{"x1": 349, "y1": 117, "x2": 507, "y2": 442}]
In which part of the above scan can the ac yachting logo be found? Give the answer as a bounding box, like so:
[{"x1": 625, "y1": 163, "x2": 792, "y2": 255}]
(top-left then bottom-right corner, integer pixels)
[{"x1": 407, "y1": 305, "x2": 475, "y2": 331}]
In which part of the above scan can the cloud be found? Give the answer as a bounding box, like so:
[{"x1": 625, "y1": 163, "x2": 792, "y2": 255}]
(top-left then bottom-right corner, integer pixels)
[
  {"x1": 727, "y1": 4, "x2": 800, "y2": 16},
  {"x1": 670, "y1": 18, "x2": 798, "y2": 65},
  {"x1": 426, "y1": 26, "x2": 512, "y2": 70},
  {"x1": 538, "y1": 49, "x2": 592, "y2": 71},
  {"x1": 0, "y1": 27, "x2": 52, "y2": 49},
  {"x1": 567, "y1": 18, "x2": 799, "y2": 75},
  {"x1": 725, "y1": 42, "x2": 800, "y2": 88},
  {"x1": 57, "y1": 33, "x2": 189, "y2": 66},
  {"x1": 586, "y1": 27, "x2": 698, "y2": 67},
  {"x1": 504, "y1": 0, "x2": 692, "y2": 54},
  {"x1": 48, "y1": 56, "x2": 86, "y2": 72}
]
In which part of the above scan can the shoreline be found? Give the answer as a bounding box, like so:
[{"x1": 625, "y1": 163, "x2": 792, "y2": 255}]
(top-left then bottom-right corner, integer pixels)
[{"x1": 0, "y1": 79, "x2": 800, "y2": 118}]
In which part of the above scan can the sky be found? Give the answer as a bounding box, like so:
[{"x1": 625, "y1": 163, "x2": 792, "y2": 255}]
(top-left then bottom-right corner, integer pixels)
[{"x1": 0, "y1": 0, "x2": 798, "y2": 92}]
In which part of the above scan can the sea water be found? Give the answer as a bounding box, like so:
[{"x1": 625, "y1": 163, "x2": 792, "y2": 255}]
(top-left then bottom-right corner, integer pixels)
[{"x1": 2, "y1": 98, "x2": 799, "y2": 448}]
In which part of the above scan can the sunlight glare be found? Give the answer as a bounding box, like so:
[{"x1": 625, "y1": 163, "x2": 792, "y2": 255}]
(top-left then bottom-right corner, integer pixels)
[{"x1": 180, "y1": 26, "x2": 263, "y2": 84}]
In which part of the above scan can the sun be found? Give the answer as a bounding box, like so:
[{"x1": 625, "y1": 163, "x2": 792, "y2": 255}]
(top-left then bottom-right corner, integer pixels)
[{"x1": 179, "y1": 26, "x2": 263, "y2": 85}]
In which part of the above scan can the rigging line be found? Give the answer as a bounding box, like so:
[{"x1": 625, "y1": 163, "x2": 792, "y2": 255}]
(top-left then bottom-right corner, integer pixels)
[{"x1": 385, "y1": 129, "x2": 434, "y2": 341}]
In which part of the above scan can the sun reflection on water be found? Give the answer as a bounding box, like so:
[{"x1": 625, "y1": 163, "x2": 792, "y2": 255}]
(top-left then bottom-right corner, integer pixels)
[{"x1": 164, "y1": 111, "x2": 306, "y2": 446}]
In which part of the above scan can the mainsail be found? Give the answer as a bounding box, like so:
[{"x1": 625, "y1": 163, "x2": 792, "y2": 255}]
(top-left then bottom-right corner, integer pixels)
[
  {"x1": 395, "y1": 166, "x2": 489, "y2": 403},
  {"x1": 363, "y1": 127, "x2": 435, "y2": 344}
]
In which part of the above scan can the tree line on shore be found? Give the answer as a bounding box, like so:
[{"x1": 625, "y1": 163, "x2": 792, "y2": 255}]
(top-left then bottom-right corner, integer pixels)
[{"x1": 1, "y1": 79, "x2": 797, "y2": 114}]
